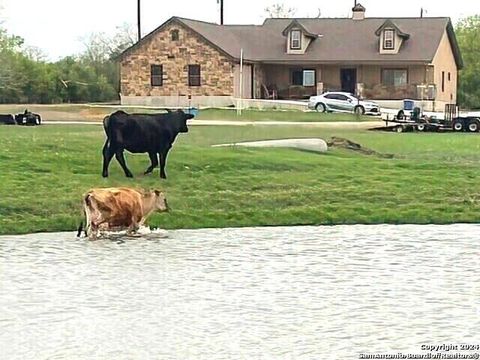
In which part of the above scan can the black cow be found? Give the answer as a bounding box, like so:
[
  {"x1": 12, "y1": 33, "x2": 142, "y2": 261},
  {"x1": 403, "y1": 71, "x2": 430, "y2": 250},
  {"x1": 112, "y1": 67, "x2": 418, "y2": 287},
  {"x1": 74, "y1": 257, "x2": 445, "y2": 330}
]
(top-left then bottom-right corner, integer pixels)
[{"x1": 102, "y1": 109, "x2": 194, "y2": 179}]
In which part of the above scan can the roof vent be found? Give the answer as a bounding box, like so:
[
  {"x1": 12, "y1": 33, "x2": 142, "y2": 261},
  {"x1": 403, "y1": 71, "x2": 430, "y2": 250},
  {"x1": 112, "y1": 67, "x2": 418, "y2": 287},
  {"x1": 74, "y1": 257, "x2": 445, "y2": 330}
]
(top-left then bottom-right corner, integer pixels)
[{"x1": 352, "y1": 2, "x2": 366, "y2": 20}]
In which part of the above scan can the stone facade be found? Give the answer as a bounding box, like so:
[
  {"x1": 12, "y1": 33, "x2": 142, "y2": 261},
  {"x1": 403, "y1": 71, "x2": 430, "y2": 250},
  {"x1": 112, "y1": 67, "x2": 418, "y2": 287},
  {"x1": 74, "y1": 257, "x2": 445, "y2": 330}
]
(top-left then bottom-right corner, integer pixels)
[{"x1": 120, "y1": 20, "x2": 235, "y2": 100}]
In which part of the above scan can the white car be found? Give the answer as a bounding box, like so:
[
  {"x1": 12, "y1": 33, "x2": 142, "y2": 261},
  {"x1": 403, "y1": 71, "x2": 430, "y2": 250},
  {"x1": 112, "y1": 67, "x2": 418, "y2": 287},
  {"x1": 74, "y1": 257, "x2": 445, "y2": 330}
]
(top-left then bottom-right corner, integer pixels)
[{"x1": 308, "y1": 92, "x2": 380, "y2": 115}]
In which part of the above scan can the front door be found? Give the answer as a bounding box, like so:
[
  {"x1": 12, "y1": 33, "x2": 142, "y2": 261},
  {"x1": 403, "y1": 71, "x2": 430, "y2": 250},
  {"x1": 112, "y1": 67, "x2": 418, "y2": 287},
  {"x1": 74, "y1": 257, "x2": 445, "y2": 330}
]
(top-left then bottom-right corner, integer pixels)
[{"x1": 340, "y1": 68, "x2": 357, "y2": 94}]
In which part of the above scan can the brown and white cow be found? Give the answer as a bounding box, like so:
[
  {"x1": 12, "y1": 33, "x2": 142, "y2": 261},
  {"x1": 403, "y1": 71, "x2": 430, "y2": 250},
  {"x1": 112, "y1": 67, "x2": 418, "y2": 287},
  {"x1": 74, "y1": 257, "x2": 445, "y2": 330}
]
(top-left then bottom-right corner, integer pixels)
[{"x1": 78, "y1": 187, "x2": 169, "y2": 239}]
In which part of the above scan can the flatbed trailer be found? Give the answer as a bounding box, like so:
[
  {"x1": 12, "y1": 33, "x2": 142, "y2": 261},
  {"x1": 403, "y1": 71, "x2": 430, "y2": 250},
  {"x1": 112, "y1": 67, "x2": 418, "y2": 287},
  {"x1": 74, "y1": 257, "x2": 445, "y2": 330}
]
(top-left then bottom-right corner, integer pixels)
[{"x1": 381, "y1": 116, "x2": 480, "y2": 133}]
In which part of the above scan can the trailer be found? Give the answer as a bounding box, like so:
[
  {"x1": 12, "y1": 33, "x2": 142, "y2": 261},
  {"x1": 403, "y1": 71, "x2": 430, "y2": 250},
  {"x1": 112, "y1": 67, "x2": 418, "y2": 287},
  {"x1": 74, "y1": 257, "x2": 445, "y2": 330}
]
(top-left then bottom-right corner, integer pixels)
[
  {"x1": 380, "y1": 102, "x2": 480, "y2": 133},
  {"x1": 0, "y1": 114, "x2": 16, "y2": 125},
  {"x1": 381, "y1": 116, "x2": 480, "y2": 133},
  {"x1": 14, "y1": 110, "x2": 42, "y2": 126},
  {"x1": 0, "y1": 111, "x2": 41, "y2": 126}
]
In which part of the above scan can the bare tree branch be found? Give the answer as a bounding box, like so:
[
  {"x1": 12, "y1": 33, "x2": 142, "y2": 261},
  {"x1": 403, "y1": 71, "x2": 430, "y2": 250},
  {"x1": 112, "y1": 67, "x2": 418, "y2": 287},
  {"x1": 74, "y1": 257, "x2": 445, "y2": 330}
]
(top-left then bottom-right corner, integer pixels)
[{"x1": 264, "y1": 3, "x2": 297, "y2": 18}]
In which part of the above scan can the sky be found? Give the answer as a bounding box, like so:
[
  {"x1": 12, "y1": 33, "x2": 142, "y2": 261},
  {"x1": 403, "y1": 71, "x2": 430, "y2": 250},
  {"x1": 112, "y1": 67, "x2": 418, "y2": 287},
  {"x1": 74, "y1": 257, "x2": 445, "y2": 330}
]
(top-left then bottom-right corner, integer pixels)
[{"x1": 0, "y1": 0, "x2": 478, "y2": 60}]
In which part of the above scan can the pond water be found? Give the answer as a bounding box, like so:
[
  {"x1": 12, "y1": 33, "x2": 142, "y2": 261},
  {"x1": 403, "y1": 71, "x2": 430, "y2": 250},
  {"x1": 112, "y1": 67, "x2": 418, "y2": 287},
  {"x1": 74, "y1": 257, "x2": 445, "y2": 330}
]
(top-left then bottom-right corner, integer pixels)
[{"x1": 1, "y1": 225, "x2": 479, "y2": 359}]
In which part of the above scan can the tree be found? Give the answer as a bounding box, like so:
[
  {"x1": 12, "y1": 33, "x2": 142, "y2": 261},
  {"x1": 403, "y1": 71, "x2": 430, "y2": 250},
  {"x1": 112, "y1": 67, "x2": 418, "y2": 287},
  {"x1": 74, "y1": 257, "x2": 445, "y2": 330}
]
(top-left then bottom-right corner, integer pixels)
[
  {"x1": 0, "y1": 20, "x2": 135, "y2": 104},
  {"x1": 0, "y1": 28, "x2": 27, "y2": 102},
  {"x1": 264, "y1": 3, "x2": 296, "y2": 18},
  {"x1": 455, "y1": 15, "x2": 480, "y2": 109},
  {"x1": 81, "y1": 23, "x2": 136, "y2": 63},
  {"x1": 77, "y1": 23, "x2": 136, "y2": 101},
  {"x1": 23, "y1": 46, "x2": 46, "y2": 62}
]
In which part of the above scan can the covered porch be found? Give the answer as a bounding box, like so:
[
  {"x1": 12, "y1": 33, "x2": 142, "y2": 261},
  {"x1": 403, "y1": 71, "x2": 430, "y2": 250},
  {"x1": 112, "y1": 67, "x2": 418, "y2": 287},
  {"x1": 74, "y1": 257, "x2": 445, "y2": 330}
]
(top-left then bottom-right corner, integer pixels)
[{"x1": 252, "y1": 63, "x2": 436, "y2": 101}]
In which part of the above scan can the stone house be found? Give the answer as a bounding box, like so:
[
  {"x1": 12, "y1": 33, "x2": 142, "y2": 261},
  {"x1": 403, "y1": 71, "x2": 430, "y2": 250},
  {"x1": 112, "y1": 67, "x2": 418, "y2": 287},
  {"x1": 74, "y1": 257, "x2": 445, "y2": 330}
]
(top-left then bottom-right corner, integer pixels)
[{"x1": 118, "y1": 3, "x2": 463, "y2": 111}]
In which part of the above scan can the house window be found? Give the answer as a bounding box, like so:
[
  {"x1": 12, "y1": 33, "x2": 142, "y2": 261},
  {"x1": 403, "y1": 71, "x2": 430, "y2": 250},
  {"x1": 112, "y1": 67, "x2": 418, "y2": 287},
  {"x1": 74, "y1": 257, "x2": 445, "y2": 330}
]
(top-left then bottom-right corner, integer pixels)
[
  {"x1": 171, "y1": 30, "x2": 179, "y2": 41},
  {"x1": 383, "y1": 29, "x2": 395, "y2": 50},
  {"x1": 290, "y1": 30, "x2": 301, "y2": 50},
  {"x1": 188, "y1": 65, "x2": 201, "y2": 86},
  {"x1": 303, "y1": 70, "x2": 315, "y2": 86},
  {"x1": 448, "y1": 72, "x2": 451, "y2": 81},
  {"x1": 292, "y1": 69, "x2": 316, "y2": 86},
  {"x1": 382, "y1": 69, "x2": 407, "y2": 86},
  {"x1": 151, "y1": 64, "x2": 163, "y2": 86},
  {"x1": 442, "y1": 71, "x2": 445, "y2": 92}
]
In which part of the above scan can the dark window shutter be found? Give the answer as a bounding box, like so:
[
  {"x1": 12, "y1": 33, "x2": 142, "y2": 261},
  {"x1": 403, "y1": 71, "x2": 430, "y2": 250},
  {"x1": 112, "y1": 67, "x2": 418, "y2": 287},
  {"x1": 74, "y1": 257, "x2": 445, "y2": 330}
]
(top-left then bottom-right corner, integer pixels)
[
  {"x1": 292, "y1": 70, "x2": 303, "y2": 85},
  {"x1": 188, "y1": 65, "x2": 201, "y2": 86},
  {"x1": 151, "y1": 64, "x2": 163, "y2": 86}
]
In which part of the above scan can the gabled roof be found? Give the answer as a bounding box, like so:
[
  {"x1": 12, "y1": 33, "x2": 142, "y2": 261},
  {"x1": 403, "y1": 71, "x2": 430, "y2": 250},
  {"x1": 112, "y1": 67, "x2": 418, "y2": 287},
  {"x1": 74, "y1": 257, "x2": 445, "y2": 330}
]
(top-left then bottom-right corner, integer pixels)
[
  {"x1": 119, "y1": 16, "x2": 463, "y2": 69},
  {"x1": 375, "y1": 19, "x2": 410, "y2": 39},
  {"x1": 281, "y1": 19, "x2": 317, "y2": 38},
  {"x1": 118, "y1": 17, "x2": 240, "y2": 61}
]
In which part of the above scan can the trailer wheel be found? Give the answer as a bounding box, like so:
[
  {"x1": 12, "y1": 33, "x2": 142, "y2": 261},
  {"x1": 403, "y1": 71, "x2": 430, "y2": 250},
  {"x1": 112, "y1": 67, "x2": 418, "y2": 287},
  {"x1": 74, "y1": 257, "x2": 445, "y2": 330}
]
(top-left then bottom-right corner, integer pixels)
[
  {"x1": 416, "y1": 123, "x2": 426, "y2": 131},
  {"x1": 453, "y1": 119, "x2": 464, "y2": 132},
  {"x1": 395, "y1": 125, "x2": 404, "y2": 133},
  {"x1": 467, "y1": 119, "x2": 479, "y2": 133}
]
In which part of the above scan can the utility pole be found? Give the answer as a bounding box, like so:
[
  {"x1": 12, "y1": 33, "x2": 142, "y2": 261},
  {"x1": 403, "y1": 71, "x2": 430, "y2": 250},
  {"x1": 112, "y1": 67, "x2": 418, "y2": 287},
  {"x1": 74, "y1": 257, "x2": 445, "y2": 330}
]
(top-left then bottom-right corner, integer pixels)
[
  {"x1": 137, "y1": 0, "x2": 141, "y2": 42},
  {"x1": 220, "y1": 0, "x2": 224, "y2": 25}
]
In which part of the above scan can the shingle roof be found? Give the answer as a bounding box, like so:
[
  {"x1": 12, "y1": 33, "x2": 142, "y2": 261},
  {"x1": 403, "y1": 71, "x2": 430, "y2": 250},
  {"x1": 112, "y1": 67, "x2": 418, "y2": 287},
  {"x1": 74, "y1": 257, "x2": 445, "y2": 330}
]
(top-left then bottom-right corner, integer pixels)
[{"x1": 120, "y1": 16, "x2": 463, "y2": 68}]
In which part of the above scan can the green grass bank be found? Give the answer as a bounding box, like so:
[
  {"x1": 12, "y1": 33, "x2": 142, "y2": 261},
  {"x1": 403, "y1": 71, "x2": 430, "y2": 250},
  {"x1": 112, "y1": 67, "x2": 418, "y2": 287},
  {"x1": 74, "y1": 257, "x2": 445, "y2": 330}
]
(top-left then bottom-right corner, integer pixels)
[
  {"x1": 0, "y1": 104, "x2": 374, "y2": 122},
  {"x1": 1, "y1": 124, "x2": 480, "y2": 235}
]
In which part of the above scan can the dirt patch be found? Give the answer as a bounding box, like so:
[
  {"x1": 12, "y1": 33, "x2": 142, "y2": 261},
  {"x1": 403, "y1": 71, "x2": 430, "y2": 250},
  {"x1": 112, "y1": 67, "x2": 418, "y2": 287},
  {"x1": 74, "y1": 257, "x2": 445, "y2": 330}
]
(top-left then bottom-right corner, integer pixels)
[
  {"x1": 327, "y1": 137, "x2": 394, "y2": 158},
  {"x1": 79, "y1": 108, "x2": 111, "y2": 121}
]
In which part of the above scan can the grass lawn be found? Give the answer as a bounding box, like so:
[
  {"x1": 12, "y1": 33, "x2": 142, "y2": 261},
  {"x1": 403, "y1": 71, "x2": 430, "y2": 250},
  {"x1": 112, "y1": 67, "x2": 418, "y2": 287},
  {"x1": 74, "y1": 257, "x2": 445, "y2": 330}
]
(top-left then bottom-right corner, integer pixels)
[
  {"x1": 0, "y1": 104, "x2": 376, "y2": 122},
  {"x1": 1, "y1": 123, "x2": 480, "y2": 235},
  {"x1": 194, "y1": 108, "x2": 375, "y2": 122}
]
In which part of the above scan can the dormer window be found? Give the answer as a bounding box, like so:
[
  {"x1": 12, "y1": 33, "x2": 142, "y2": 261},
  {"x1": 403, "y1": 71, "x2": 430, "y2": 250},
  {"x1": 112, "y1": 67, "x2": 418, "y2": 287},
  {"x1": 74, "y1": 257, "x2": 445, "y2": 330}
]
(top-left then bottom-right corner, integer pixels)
[
  {"x1": 376, "y1": 21, "x2": 408, "y2": 54},
  {"x1": 282, "y1": 20, "x2": 316, "y2": 54},
  {"x1": 383, "y1": 29, "x2": 395, "y2": 50},
  {"x1": 290, "y1": 30, "x2": 301, "y2": 50}
]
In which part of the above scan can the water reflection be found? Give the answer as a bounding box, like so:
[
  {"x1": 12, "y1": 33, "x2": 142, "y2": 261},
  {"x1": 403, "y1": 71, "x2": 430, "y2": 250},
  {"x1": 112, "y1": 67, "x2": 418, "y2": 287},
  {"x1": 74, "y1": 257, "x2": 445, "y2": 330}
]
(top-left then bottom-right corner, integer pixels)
[{"x1": 1, "y1": 225, "x2": 479, "y2": 359}]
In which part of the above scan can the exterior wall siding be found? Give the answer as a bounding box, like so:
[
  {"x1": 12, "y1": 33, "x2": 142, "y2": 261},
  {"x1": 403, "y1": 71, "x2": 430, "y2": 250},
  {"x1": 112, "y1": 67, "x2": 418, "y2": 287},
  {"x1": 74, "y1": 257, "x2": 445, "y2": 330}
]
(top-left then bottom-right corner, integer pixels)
[
  {"x1": 253, "y1": 64, "x2": 267, "y2": 99},
  {"x1": 431, "y1": 30, "x2": 458, "y2": 104},
  {"x1": 120, "y1": 21, "x2": 235, "y2": 100},
  {"x1": 320, "y1": 65, "x2": 341, "y2": 91},
  {"x1": 264, "y1": 64, "x2": 290, "y2": 89},
  {"x1": 233, "y1": 64, "x2": 252, "y2": 98}
]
